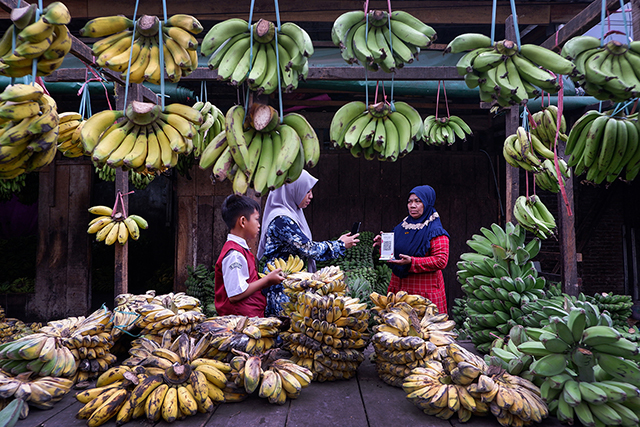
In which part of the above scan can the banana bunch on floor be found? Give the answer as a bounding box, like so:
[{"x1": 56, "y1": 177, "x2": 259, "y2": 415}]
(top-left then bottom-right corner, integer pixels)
[
  {"x1": 0, "y1": 371, "x2": 73, "y2": 418},
  {"x1": 423, "y1": 115, "x2": 472, "y2": 146},
  {"x1": 562, "y1": 37, "x2": 640, "y2": 102},
  {"x1": 592, "y1": 292, "x2": 634, "y2": 329},
  {"x1": 284, "y1": 293, "x2": 370, "y2": 381},
  {"x1": 370, "y1": 290, "x2": 439, "y2": 318},
  {"x1": 202, "y1": 18, "x2": 312, "y2": 93},
  {"x1": 0, "y1": 332, "x2": 77, "y2": 379},
  {"x1": 513, "y1": 195, "x2": 557, "y2": 239},
  {"x1": 82, "y1": 101, "x2": 203, "y2": 173},
  {"x1": 133, "y1": 292, "x2": 205, "y2": 337},
  {"x1": 228, "y1": 350, "x2": 313, "y2": 404},
  {"x1": 486, "y1": 325, "x2": 535, "y2": 378},
  {"x1": 55, "y1": 112, "x2": 86, "y2": 158},
  {"x1": 111, "y1": 290, "x2": 157, "y2": 340},
  {"x1": 0, "y1": 83, "x2": 60, "y2": 179},
  {"x1": 190, "y1": 100, "x2": 225, "y2": 158},
  {"x1": 446, "y1": 34, "x2": 577, "y2": 108},
  {"x1": 565, "y1": 109, "x2": 640, "y2": 184},
  {"x1": 196, "y1": 315, "x2": 282, "y2": 358},
  {"x1": 457, "y1": 222, "x2": 548, "y2": 353},
  {"x1": 516, "y1": 298, "x2": 640, "y2": 427},
  {"x1": 0, "y1": 317, "x2": 42, "y2": 344},
  {"x1": 331, "y1": 10, "x2": 436, "y2": 72},
  {"x1": 330, "y1": 100, "x2": 423, "y2": 161},
  {"x1": 264, "y1": 254, "x2": 305, "y2": 276},
  {"x1": 200, "y1": 104, "x2": 320, "y2": 196},
  {"x1": 81, "y1": 14, "x2": 202, "y2": 84},
  {"x1": 279, "y1": 266, "x2": 347, "y2": 315},
  {"x1": 0, "y1": 173, "x2": 26, "y2": 201},
  {"x1": 0, "y1": 2, "x2": 72, "y2": 78},
  {"x1": 87, "y1": 204, "x2": 148, "y2": 246},
  {"x1": 94, "y1": 164, "x2": 156, "y2": 190}
]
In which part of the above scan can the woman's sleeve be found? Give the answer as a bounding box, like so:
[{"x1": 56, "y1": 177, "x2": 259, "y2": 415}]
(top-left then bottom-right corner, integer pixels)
[
  {"x1": 409, "y1": 235, "x2": 449, "y2": 273},
  {"x1": 270, "y1": 216, "x2": 346, "y2": 262}
]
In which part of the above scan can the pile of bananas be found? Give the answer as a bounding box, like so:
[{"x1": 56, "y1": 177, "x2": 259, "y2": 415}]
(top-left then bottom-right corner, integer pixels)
[
  {"x1": 457, "y1": 222, "x2": 547, "y2": 353},
  {"x1": 94, "y1": 164, "x2": 156, "y2": 190},
  {"x1": 562, "y1": 37, "x2": 640, "y2": 102},
  {"x1": 81, "y1": 14, "x2": 202, "y2": 84},
  {"x1": 565, "y1": 109, "x2": 640, "y2": 184},
  {"x1": 202, "y1": 18, "x2": 312, "y2": 93},
  {"x1": 331, "y1": 10, "x2": 436, "y2": 72},
  {"x1": 133, "y1": 292, "x2": 206, "y2": 337},
  {"x1": 55, "y1": 112, "x2": 86, "y2": 158},
  {"x1": 329, "y1": 100, "x2": 423, "y2": 161},
  {"x1": 196, "y1": 315, "x2": 282, "y2": 358},
  {"x1": 0, "y1": 2, "x2": 71, "y2": 78},
  {"x1": 0, "y1": 396, "x2": 25, "y2": 424},
  {"x1": 446, "y1": 34, "x2": 576, "y2": 108},
  {"x1": 513, "y1": 195, "x2": 557, "y2": 239},
  {"x1": 284, "y1": 293, "x2": 370, "y2": 381},
  {"x1": 0, "y1": 83, "x2": 59, "y2": 180},
  {"x1": 87, "y1": 204, "x2": 148, "y2": 246},
  {"x1": 191, "y1": 100, "x2": 225, "y2": 158},
  {"x1": 82, "y1": 101, "x2": 203, "y2": 173},
  {"x1": 370, "y1": 290, "x2": 439, "y2": 320},
  {"x1": 0, "y1": 174, "x2": 26, "y2": 201},
  {"x1": 78, "y1": 334, "x2": 232, "y2": 426},
  {"x1": 519, "y1": 291, "x2": 579, "y2": 328},
  {"x1": 228, "y1": 350, "x2": 313, "y2": 404},
  {"x1": 516, "y1": 298, "x2": 640, "y2": 427},
  {"x1": 0, "y1": 317, "x2": 41, "y2": 344},
  {"x1": 486, "y1": 325, "x2": 535, "y2": 378},
  {"x1": 0, "y1": 371, "x2": 73, "y2": 415},
  {"x1": 0, "y1": 333, "x2": 77, "y2": 379},
  {"x1": 200, "y1": 104, "x2": 320, "y2": 195},
  {"x1": 111, "y1": 291, "x2": 157, "y2": 340},
  {"x1": 423, "y1": 115, "x2": 473, "y2": 146},
  {"x1": 592, "y1": 292, "x2": 634, "y2": 329},
  {"x1": 280, "y1": 266, "x2": 348, "y2": 315}
]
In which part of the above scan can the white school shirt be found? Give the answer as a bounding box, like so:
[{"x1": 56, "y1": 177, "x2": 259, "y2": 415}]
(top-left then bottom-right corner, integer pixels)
[{"x1": 221, "y1": 234, "x2": 251, "y2": 297}]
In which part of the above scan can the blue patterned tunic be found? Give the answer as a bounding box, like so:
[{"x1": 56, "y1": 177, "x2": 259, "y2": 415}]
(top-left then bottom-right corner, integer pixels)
[{"x1": 260, "y1": 216, "x2": 346, "y2": 316}]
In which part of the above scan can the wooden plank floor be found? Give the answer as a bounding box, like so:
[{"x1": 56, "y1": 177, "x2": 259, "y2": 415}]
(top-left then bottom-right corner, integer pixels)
[{"x1": 15, "y1": 343, "x2": 565, "y2": 427}]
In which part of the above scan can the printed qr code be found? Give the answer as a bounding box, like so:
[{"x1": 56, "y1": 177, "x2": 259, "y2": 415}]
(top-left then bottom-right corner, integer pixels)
[{"x1": 382, "y1": 241, "x2": 391, "y2": 251}]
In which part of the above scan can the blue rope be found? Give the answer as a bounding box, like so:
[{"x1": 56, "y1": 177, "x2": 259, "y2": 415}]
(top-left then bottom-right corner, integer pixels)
[
  {"x1": 31, "y1": 1, "x2": 43, "y2": 82},
  {"x1": 619, "y1": 0, "x2": 630, "y2": 45},
  {"x1": 600, "y1": 0, "x2": 606, "y2": 45},
  {"x1": 123, "y1": 0, "x2": 141, "y2": 108},
  {"x1": 490, "y1": 0, "x2": 497, "y2": 45},
  {"x1": 520, "y1": 108, "x2": 530, "y2": 132},
  {"x1": 508, "y1": 0, "x2": 522, "y2": 49}
]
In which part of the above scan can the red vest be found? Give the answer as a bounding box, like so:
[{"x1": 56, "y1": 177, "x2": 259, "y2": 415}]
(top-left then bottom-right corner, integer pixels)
[{"x1": 214, "y1": 240, "x2": 265, "y2": 317}]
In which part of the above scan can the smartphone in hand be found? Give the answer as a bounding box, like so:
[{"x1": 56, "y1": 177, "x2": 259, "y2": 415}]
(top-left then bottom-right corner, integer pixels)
[{"x1": 350, "y1": 221, "x2": 361, "y2": 235}]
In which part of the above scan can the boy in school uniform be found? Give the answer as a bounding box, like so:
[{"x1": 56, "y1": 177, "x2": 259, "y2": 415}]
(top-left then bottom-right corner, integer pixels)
[{"x1": 214, "y1": 194, "x2": 284, "y2": 317}]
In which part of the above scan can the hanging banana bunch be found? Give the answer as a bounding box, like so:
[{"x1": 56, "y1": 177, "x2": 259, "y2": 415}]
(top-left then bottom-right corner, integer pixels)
[
  {"x1": 562, "y1": 37, "x2": 640, "y2": 103},
  {"x1": 87, "y1": 204, "x2": 148, "y2": 246},
  {"x1": 94, "y1": 163, "x2": 155, "y2": 190},
  {"x1": 55, "y1": 112, "x2": 86, "y2": 158},
  {"x1": 0, "y1": 2, "x2": 72, "y2": 78},
  {"x1": 191, "y1": 100, "x2": 225, "y2": 158},
  {"x1": 329, "y1": 100, "x2": 423, "y2": 161},
  {"x1": 423, "y1": 115, "x2": 472, "y2": 146},
  {"x1": 0, "y1": 83, "x2": 59, "y2": 180},
  {"x1": 80, "y1": 13, "x2": 202, "y2": 84},
  {"x1": 0, "y1": 174, "x2": 26, "y2": 201},
  {"x1": 529, "y1": 105, "x2": 567, "y2": 146},
  {"x1": 534, "y1": 159, "x2": 571, "y2": 193},
  {"x1": 446, "y1": 34, "x2": 577, "y2": 108},
  {"x1": 201, "y1": 18, "x2": 312, "y2": 93},
  {"x1": 513, "y1": 195, "x2": 557, "y2": 239},
  {"x1": 81, "y1": 101, "x2": 202, "y2": 173},
  {"x1": 198, "y1": 104, "x2": 320, "y2": 196},
  {"x1": 565, "y1": 110, "x2": 640, "y2": 184},
  {"x1": 331, "y1": 10, "x2": 436, "y2": 72}
]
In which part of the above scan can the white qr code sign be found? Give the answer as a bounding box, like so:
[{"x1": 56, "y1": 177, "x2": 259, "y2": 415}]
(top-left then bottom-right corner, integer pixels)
[{"x1": 379, "y1": 232, "x2": 394, "y2": 260}]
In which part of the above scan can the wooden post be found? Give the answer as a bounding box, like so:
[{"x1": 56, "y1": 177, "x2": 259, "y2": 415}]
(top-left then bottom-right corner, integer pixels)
[
  {"x1": 556, "y1": 138, "x2": 579, "y2": 295},
  {"x1": 504, "y1": 15, "x2": 520, "y2": 225},
  {"x1": 633, "y1": 0, "x2": 640, "y2": 43}
]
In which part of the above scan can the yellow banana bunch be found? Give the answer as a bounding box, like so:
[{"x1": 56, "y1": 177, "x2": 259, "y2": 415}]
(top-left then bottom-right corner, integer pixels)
[
  {"x1": 81, "y1": 13, "x2": 202, "y2": 84},
  {"x1": 199, "y1": 104, "x2": 320, "y2": 196},
  {"x1": 87, "y1": 204, "x2": 148, "y2": 246},
  {"x1": 0, "y1": 369, "x2": 74, "y2": 415},
  {"x1": 131, "y1": 293, "x2": 205, "y2": 337},
  {"x1": 446, "y1": 35, "x2": 577, "y2": 109},
  {"x1": 329, "y1": 100, "x2": 423, "y2": 161},
  {"x1": 0, "y1": 2, "x2": 72, "y2": 78},
  {"x1": 55, "y1": 112, "x2": 86, "y2": 158},
  {"x1": 423, "y1": 115, "x2": 473, "y2": 146},
  {"x1": 278, "y1": 265, "x2": 348, "y2": 313},
  {"x1": 0, "y1": 83, "x2": 59, "y2": 180},
  {"x1": 81, "y1": 100, "x2": 202, "y2": 173},
  {"x1": 265, "y1": 254, "x2": 305, "y2": 276},
  {"x1": 198, "y1": 315, "x2": 282, "y2": 358},
  {"x1": 332, "y1": 10, "x2": 435, "y2": 72},
  {"x1": 202, "y1": 18, "x2": 312, "y2": 93}
]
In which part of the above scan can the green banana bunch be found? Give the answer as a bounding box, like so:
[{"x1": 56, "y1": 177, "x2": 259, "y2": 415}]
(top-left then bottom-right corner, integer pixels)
[
  {"x1": 513, "y1": 194, "x2": 557, "y2": 239},
  {"x1": 592, "y1": 292, "x2": 634, "y2": 329},
  {"x1": 81, "y1": 13, "x2": 202, "y2": 84},
  {"x1": 485, "y1": 325, "x2": 535, "y2": 377},
  {"x1": 0, "y1": 83, "x2": 60, "y2": 180},
  {"x1": 201, "y1": 18, "x2": 312, "y2": 93},
  {"x1": 0, "y1": 2, "x2": 72, "y2": 78},
  {"x1": 331, "y1": 10, "x2": 436, "y2": 72},
  {"x1": 198, "y1": 104, "x2": 320, "y2": 196},
  {"x1": 565, "y1": 109, "x2": 640, "y2": 184},
  {"x1": 457, "y1": 222, "x2": 547, "y2": 353},
  {"x1": 128, "y1": 169, "x2": 155, "y2": 190},
  {"x1": 329, "y1": 100, "x2": 422, "y2": 161},
  {"x1": 190, "y1": 100, "x2": 225, "y2": 158},
  {"x1": 529, "y1": 105, "x2": 567, "y2": 147},
  {"x1": 563, "y1": 37, "x2": 640, "y2": 103},
  {"x1": 423, "y1": 115, "x2": 472, "y2": 146},
  {"x1": 55, "y1": 112, "x2": 86, "y2": 158},
  {"x1": 445, "y1": 35, "x2": 577, "y2": 109},
  {"x1": 82, "y1": 101, "x2": 202, "y2": 173},
  {"x1": 0, "y1": 174, "x2": 26, "y2": 201}
]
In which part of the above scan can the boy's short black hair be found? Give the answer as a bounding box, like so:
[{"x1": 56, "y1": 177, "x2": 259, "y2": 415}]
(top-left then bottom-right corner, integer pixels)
[{"x1": 221, "y1": 194, "x2": 261, "y2": 229}]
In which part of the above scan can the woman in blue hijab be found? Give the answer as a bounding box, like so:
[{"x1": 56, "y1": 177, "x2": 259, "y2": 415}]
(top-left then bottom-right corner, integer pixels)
[{"x1": 375, "y1": 185, "x2": 450, "y2": 313}]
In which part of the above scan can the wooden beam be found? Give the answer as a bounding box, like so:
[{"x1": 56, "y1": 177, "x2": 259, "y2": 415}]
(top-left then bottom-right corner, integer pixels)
[
  {"x1": 541, "y1": 0, "x2": 620, "y2": 50},
  {"x1": 504, "y1": 16, "x2": 519, "y2": 226},
  {"x1": 556, "y1": 138, "x2": 579, "y2": 296}
]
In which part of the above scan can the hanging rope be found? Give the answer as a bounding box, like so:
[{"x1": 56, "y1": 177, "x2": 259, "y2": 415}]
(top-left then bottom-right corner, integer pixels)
[
  {"x1": 122, "y1": 0, "x2": 141, "y2": 108},
  {"x1": 490, "y1": 0, "x2": 497, "y2": 45},
  {"x1": 508, "y1": 0, "x2": 522, "y2": 49}
]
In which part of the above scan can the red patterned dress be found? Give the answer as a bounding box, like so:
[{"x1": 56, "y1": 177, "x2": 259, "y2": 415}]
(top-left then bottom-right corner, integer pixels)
[{"x1": 387, "y1": 234, "x2": 449, "y2": 314}]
